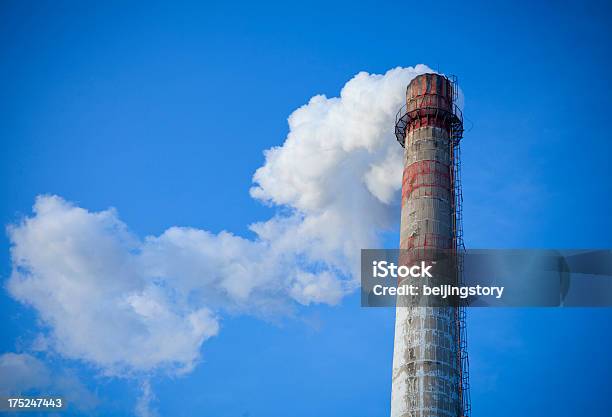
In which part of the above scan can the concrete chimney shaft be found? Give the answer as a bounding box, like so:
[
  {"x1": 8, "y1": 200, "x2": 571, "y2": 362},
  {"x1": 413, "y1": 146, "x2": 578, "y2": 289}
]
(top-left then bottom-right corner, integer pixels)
[{"x1": 390, "y1": 73, "x2": 461, "y2": 417}]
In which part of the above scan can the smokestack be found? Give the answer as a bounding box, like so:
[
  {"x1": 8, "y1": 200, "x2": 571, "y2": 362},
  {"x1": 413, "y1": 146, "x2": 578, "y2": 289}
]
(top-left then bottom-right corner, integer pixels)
[{"x1": 391, "y1": 73, "x2": 470, "y2": 417}]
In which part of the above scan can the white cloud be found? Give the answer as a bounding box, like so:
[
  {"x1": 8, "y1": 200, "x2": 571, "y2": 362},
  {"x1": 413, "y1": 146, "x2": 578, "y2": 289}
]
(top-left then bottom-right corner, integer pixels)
[
  {"x1": 7, "y1": 66, "x2": 433, "y2": 378},
  {"x1": 0, "y1": 352, "x2": 50, "y2": 394},
  {"x1": 0, "y1": 353, "x2": 97, "y2": 410},
  {"x1": 289, "y1": 271, "x2": 345, "y2": 306},
  {"x1": 135, "y1": 380, "x2": 158, "y2": 417},
  {"x1": 7, "y1": 196, "x2": 220, "y2": 376}
]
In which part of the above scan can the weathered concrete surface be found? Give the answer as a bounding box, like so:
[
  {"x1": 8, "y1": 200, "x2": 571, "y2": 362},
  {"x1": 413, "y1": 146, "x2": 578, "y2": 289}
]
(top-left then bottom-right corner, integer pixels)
[{"x1": 390, "y1": 74, "x2": 460, "y2": 417}]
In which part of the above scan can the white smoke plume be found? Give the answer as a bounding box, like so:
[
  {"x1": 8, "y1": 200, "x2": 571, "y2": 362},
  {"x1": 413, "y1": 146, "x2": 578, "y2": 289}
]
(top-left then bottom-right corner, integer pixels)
[{"x1": 6, "y1": 65, "x2": 433, "y2": 378}]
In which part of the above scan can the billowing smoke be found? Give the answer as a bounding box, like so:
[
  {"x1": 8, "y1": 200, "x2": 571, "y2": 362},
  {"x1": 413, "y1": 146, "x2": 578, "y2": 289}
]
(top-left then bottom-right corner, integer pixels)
[{"x1": 6, "y1": 65, "x2": 432, "y2": 378}]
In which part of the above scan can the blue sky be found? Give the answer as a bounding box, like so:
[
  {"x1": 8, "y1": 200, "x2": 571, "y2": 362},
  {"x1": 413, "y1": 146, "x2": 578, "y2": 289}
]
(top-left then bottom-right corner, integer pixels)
[{"x1": 1, "y1": 1, "x2": 611, "y2": 416}]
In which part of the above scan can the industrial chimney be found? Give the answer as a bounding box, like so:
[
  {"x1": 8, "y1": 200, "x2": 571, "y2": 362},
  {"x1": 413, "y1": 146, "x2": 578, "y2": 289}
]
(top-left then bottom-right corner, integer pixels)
[{"x1": 391, "y1": 73, "x2": 470, "y2": 417}]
